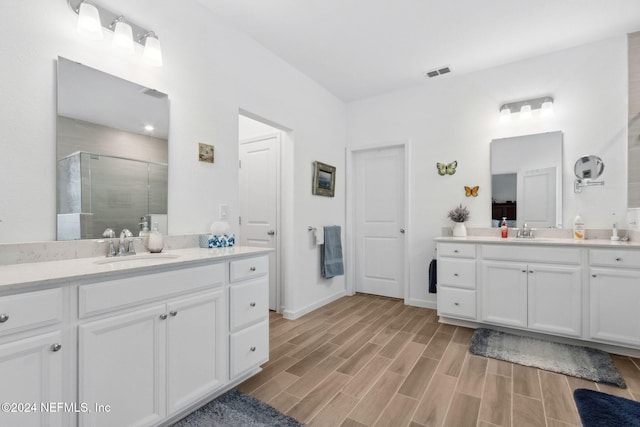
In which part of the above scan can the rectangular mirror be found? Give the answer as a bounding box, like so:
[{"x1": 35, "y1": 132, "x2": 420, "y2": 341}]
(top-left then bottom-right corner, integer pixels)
[
  {"x1": 56, "y1": 57, "x2": 169, "y2": 240},
  {"x1": 490, "y1": 131, "x2": 563, "y2": 229}
]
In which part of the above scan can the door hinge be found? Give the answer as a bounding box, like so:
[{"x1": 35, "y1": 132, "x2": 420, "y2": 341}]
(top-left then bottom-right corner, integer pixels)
[
  {"x1": 239, "y1": 160, "x2": 242, "y2": 168},
  {"x1": 239, "y1": 216, "x2": 242, "y2": 225}
]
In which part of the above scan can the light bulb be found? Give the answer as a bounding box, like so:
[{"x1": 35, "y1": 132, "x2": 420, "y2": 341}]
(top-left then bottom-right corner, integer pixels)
[
  {"x1": 143, "y1": 35, "x2": 163, "y2": 67},
  {"x1": 112, "y1": 20, "x2": 134, "y2": 54},
  {"x1": 541, "y1": 100, "x2": 554, "y2": 117},
  {"x1": 499, "y1": 107, "x2": 511, "y2": 123},
  {"x1": 77, "y1": 2, "x2": 103, "y2": 40},
  {"x1": 520, "y1": 104, "x2": 532, "y2": 119}
]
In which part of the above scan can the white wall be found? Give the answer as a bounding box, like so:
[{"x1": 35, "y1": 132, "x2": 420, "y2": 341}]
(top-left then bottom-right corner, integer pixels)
[
  {"x1": 346, "y1": 36, "x2": 628, "y2": 307},
  {"x1": 0, "y1": 1, "x2": 346, "y2": 317}
]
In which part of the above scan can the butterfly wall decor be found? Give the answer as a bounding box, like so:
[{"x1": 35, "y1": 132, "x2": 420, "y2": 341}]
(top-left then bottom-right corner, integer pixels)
[
  {"x1": 464, "y1": 185, "x2": 479, "y2": 197},
  {"x1": 436, "y1": 160, "x2": 457, "y2": 176}
]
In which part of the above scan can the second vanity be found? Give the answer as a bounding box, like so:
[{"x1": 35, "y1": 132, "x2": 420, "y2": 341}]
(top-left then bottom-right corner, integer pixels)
[
  {"x1": 0, "y1": 246, "x2": 271, "y2": 427},
  {"x1": 435, "y1": 236, "x2": 640, "y2": 355}
]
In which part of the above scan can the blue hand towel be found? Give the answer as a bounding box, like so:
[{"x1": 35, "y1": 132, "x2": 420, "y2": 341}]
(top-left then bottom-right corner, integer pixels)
[{"x1": 322, "y1": 225, "x2": 344, "y2": 279}]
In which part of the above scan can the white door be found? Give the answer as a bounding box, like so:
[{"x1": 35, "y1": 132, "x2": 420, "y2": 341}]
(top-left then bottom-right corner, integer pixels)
[
  {"x1": 481, "y1": 261, "x2": 528, "y2": 327},
  {"x1": 527, "y1": 263, "x2": 582, "y2": 337},
  {"x1": 353, "y1": 146, "x2": 405, "y2": 298},
  {"x1": 0, "y1": 331, "x2": 63, "y2": 427},
  {"x1": 517, "y1": 166, "x2": 556, "y2": 228},
  {"x1": 79, "y1": 305, "x2": 166, "y2": 427},
  {"x1": 239, "y1": 135, "x2": 279, "y2": 310},
  {"x1": 166, "y1": 289, "x2": 225, "y2": 414}
]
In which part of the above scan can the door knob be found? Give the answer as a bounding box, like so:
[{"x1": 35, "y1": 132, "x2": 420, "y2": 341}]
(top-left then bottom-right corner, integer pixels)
[
  {"x1": 0, "y1": 314, "x2": 8, "y2": 323},
  {"x1": 267, "y1": 230, "x2": 275, "y2": 236},
  {"x1": 400, "y1": 228, "x2": 405, "y2": 234},
  {"x1": 159, "y1": 313, "x2": 168, "y2": 320},
  {"x1": 51, "y1": 343, "x2": 62, "y2": 352}
]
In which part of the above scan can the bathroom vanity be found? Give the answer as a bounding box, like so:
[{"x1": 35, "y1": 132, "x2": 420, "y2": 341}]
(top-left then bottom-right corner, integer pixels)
[
  {"x1": 436, "y1": 237, "x2": 640, "y2": 355},
  {"x1": 0, "y1": 247, "x2": 270, "y2": 427}
]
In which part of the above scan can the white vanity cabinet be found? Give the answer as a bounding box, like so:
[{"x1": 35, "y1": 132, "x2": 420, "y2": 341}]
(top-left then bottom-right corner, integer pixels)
[
  {"x1": 228, "y1": 256, "x2": 269, "y2": 379},
  {"x1": 589, "y1": 249, "x2": 640, "y2": 347},
  {"x1": 436, "y1": 243, "x2": 477, "y2": 320},
  {"x1": 0, "y1": 288, "x2": 66, "y2": 427},
  {"x1": 480, "y1": 245, "x2": 582, "y2": 338}
]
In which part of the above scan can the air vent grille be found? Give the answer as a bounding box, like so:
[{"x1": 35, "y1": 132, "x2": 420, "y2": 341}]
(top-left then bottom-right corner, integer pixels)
[{"x1": 424, "y1": 65, "x2": 452, "y2": 78}]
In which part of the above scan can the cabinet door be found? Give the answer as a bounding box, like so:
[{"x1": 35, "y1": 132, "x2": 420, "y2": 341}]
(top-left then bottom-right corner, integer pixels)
[
  {"x1": 0, "y1": 331, "x2": 63, "y2": 427},
  {"x1": 79, "y1": 305, "x2": 166, "y2": 427},
  {"x1": 528, "y1": 264, "x2": 582, "y2": 337},
  {"x1": 590, "y1": 268, "x2": 640, "y2": 346},
  {"x1": 166, "y1": 288, "x2": 226, "y2": 415},
  {"x1": 481, "y1": 261, "x2": 528, "y2": 327}
]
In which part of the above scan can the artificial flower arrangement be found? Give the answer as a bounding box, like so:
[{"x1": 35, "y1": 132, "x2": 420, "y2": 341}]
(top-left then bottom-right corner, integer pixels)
[{"x1": 447, "y1": 204, "x2": 470, "y2": 223}]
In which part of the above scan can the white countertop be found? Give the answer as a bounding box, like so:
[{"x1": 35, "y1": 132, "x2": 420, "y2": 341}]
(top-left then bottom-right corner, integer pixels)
[
  {"x1": 435, "y1": 235, "x2": 640, "y2": 249},
  {"x1": 0, "y1": 246, "x2": 272, "y2": 290}
]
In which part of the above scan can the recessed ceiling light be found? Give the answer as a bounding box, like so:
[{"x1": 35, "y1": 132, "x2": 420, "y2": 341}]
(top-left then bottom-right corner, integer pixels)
[{"x1": 144, "y1": 124, "x2": 155, "y2": 132}]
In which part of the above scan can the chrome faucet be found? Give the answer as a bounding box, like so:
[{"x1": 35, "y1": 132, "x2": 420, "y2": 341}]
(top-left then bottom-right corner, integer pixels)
[
  {"x1": 103, "y1": 228, "x2": 117, "y2": 257},
  {"x1": 517, "y1": 223, "x2": 534, "y2": 238},
  {"x1": 118, "y1": 229, "x2": 136, "y2": 256}
]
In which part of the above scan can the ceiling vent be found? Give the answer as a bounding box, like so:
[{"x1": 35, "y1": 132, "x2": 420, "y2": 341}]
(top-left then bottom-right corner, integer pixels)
[{"x1": 424, "y1": 66, "x2": 451, "y2": 78}]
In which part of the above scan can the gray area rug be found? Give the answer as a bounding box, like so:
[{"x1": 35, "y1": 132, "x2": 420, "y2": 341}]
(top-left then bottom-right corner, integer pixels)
[
  {"x1": 172, "y1": 389, "x2": 305, "y2": 426},
  {"x1": 470, "y1": 328, "x2": 626, "y2": 388}
]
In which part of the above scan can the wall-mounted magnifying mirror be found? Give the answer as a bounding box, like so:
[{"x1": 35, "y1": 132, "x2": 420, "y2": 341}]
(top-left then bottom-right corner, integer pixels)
[{"x1": 574, "y1": 155, "x2": 605, "y2": 193}]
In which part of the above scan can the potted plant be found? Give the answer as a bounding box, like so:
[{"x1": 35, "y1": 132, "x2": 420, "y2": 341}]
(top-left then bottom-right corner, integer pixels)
[{"x1": 448, "y1": 204, "x2": 470, "y2": 237}]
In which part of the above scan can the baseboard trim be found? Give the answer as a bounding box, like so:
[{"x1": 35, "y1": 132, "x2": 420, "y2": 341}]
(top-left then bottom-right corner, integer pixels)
[
  {"x1": 282, "y1": 290, "x2": 347, "y2": 320},
  {"x1": 406, "y1": 298, "x2": 437, "y2": 309}
]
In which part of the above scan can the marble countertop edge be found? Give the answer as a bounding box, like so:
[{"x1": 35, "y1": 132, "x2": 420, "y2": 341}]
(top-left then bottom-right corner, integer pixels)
[{"x1": 0, "y1": 246, "x2": 273, "y2": 290}]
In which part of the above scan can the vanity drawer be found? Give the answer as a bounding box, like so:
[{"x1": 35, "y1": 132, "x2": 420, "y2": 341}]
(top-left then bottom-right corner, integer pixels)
[
  {"x1": 229, "y1": 277, "x2": 268, "y2": 331},
  {"x1": 437, "y1": 243, "x2": 476, "y2": 258},
  {"x1": 229, "y1": 256, "x2": 268, "y2": 283},
  {"x1": 230, "y1": 320, "x2": 269, "y2": 378},
  {"x1": 437, "y1": 259, "x2": 476, "y2": 289},
  {"x1": 0, "y1": 288, "x2": 63, "y2": 335},
  {"x1": 79, "y1": 263, "x2": 225, "y2": 318},
  {"x1": 590, "y1": 249, "x2": 640, "y2": 269},
  {"x1": 437, "y1": 287, "x2": 476, "y2": 320},
  {"x1": 482, "y1": 245, "x2": 580, "y2": 265}
]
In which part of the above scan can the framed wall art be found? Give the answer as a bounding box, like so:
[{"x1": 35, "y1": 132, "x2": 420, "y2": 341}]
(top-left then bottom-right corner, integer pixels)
[
  {"x1": 198, "y1": 143, "x2": 214, "y2": 163},
  {"x1": 312, "y1": 161, "x2": 336, "y2": 197}
]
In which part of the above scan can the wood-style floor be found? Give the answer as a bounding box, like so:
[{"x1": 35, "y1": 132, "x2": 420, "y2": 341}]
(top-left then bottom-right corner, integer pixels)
[{"x1": 238, "y1": 293, "x2": 640, "y2": 427}]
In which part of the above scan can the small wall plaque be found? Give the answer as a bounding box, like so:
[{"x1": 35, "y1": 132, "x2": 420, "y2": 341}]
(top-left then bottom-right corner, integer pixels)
[{"x1": 198, "y1": 143, "x2": 214, "y2": 163}]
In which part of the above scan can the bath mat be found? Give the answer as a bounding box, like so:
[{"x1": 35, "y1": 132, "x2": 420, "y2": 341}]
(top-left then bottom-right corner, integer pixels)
[
  {"x1": 574, "y1": 388, "x2": 640, "y2": 426},
  {"x1": 172, "y1": 389, "x2": 305, "y2": 426},
  {"x1": 469, "y1": 328, "x2": 626, "y2": 388}
]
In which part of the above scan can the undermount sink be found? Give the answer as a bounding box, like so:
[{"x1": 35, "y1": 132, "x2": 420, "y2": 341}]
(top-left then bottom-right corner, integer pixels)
[{"x1": 94, "y1": 253, "x2": 180, "y2": 265}]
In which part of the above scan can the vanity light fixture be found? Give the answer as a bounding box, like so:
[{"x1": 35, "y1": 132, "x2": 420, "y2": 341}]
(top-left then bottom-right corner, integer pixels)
[
  {"x1": 499, "y1": 106, "x2": 512, "y2": 122},
  {"x1": 498, "y1": 96, "x2": 554, "y2": 120},
  {"x1": 67, "y1": 0, "x2": 163, "y2": 66},
  {"x1": 140, "y1": 32, "x2": 163, "y2": 67},
  {"x1": 76, "y1": 1, "x2": 103, "y2": 40},
  {"x1": 111, "y1": 17, "x2": 134, "y2": 54}
]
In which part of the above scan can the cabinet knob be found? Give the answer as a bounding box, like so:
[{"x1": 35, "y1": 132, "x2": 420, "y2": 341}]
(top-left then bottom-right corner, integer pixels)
[
  {"x1": 250, "y1": 302, "x2": 256, "y2": 307},
  {"x1": 51, "y1": 343, "x2": 62, "y2": 352},
  {"x1": 250, "y1": 346, "x2": 256, "y2": 352},
  {"x1": 592, "y1": 274, "x2": 597, "y2": 278},
  {"x1": 267, "y1": 230, "x2": 276, "y2": 236},
  {"x1": 522, "y1": 270, "x2": 527, "y2": 273},
  {"x1": 615, "y1": 257, "x2": 622, "y2": 262},
  {"x1": 453, "y1": 250, "x2": 459, "y2": 253},
  {"x1": 0, "y1": 314, "x2": 8, "y2": 323},
  {"x1": 159, "y1": 313, "x2": 168, "y2": 320},
  {"x1": 529, "y1": 270, "x2": 534, "y2": 274},
  {"x1": 250, "y1": 267, "x2": 256, "y2": 272},
  {"x1": 170, "y1": 310, "x2": 178, "y2": 317},
  {"x1": 454, "y1": 302, "x2": 460, "y2": 306},
  {"x1": 453, "y1": 273, "x2": 459, "y2": 277}
]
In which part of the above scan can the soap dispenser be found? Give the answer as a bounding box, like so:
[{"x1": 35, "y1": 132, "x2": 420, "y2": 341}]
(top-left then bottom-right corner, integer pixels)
[{"x1": 148, "y1": 222, "x2": 164, "y2": 253}]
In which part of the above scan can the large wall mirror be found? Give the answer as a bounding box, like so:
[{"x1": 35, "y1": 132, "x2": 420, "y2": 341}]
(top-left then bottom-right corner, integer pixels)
[
  {"x1": 56, "y1": 57, "x2": 169, "y2": 240},
  {"x1": 490, "y1": 131, "x2": 563, "y2": 229}
]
